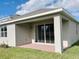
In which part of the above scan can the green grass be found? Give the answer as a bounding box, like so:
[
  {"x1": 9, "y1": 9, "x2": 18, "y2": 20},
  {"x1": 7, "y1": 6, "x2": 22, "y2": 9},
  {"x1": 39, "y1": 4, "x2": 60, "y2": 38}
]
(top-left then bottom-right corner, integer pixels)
[{"x1": 0, "y1": 41, "x2": 79, "y2": 59}]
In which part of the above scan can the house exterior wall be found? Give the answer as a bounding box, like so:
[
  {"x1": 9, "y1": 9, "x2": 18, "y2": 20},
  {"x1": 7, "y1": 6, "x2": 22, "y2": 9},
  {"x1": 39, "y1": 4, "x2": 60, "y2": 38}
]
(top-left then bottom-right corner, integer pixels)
[
  {"x1": 62, "y1": 20, "x2": 79, "y2": 48},
  {"x1": 0, "y1": 24, "x2": 16, "y2": 47},
  {"x1": 54, "y1": 15, "x2": 63, "y2": 53},
  {"x1": 77, "y1": 24, "x2": 79, "y2": 39},
  {"x1": 62, "y1": 20, "x2": 70, "y2": 48},
  {"x1": 15, "y1": 24, "x2": 32, "y2": 46},
  {"x1": 0, "y1": 13, "x2": 79, "y2": 53},
  {"x1": 68, "y1": 20, "x2": 79, "y2": 47},
  {"x1": 15, "y1": 17, "x2": 79, "y2": 49}
]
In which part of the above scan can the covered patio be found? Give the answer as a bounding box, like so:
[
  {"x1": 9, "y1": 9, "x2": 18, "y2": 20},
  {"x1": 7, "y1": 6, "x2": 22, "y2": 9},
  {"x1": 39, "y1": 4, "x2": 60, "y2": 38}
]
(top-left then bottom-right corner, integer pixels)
[
  {"x1": 15, "y1": 12, "x2": 68, "y2": 53},
  {"x1": 19, "y1": 43, "x2": 55, "y2": 52}
]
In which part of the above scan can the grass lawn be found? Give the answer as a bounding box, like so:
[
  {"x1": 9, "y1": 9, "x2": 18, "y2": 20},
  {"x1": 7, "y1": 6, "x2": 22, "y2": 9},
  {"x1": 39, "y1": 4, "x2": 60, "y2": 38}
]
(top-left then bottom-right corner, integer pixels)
[{"x1": 0, "y1": 41, "x2": 79, "y2": 59}]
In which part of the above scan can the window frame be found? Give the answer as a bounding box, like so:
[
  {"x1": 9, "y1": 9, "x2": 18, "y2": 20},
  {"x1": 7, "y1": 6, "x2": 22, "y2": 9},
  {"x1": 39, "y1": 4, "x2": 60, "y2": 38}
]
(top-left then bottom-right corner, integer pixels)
[{"x1": 0, "y1": 26, "x2": 7, "y2": 37}]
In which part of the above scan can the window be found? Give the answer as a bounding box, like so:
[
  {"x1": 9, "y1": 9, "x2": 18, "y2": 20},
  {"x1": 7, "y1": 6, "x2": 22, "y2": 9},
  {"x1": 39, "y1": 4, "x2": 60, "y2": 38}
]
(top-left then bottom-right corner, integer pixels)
[{"x1": 0, "y1": 26, "x2": 7, "y2": 37}]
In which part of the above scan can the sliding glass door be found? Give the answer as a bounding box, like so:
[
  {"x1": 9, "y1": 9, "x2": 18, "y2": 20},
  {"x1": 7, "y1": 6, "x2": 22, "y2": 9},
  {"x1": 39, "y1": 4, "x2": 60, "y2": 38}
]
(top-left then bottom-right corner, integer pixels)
[
  {"x1": 37, "y1": 25, "x2": 44, "y2": 42},
  {"x1": 35, "y1": 24, "x2": 54, "y2": 43},
  {"x1": 45, "y1": 24, "x2": 54, "y2": 43}
]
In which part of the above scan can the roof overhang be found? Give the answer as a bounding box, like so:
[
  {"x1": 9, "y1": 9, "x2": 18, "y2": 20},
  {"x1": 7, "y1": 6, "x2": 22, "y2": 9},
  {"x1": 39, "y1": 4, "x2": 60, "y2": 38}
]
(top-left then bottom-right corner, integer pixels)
[{"x1": 0, "y1": 8, "x2": 78, "y2": 25}]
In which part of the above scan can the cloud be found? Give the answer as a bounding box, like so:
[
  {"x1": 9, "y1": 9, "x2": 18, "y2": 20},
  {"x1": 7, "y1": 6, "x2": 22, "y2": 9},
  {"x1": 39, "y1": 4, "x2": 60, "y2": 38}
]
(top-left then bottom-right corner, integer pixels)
[
  {"x1": 0, "y1": 16, "x2": 11, "y2": 21},
  {"x1": 16, "y1": 0, "x2": 79, "y2": 20},
  {"x1": 62, "y1": 0, "x2": 79, "y2": 9},
  {"x1": 16, "y1": 0, "x2": 58, "y2": 15},
  {"x1": 0, "y1": 16, "x2": 5, "y2": 19},
  {"x1": 0, "y1": 16, "x2": 6, "y2": 20}
]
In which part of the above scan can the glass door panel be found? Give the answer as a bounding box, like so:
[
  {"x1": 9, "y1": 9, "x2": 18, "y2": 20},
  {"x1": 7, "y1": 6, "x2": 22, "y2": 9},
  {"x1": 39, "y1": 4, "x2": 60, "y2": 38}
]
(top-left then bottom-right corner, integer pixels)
[
  {"x1": 50, "y1": 24, "x2": 54, "y2": 43},
  {"x1": 45, "y1": 24, "x2": 54, "y2": 43},
  {"x1": 37, "y1": 25, "x2": 44, "y2": 43},
  {"x1": 45, "y1": 24, "x2": 50, "y2": 43}
]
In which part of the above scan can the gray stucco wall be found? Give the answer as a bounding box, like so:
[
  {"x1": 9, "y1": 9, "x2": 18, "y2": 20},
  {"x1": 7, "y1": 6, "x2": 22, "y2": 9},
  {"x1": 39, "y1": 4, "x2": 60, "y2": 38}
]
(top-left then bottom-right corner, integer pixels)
[
  {"x1": 62, "y1": 20, "x2": 79, "y2": 48},
  {"x1": 0, "y1": 24, "x2": 16, "y2": 47},
  {"x1": 77, "y1": 24, "x2": 79, "y2": 39},
  {"x1": 62, "y1": 20, "x2": 69, "y2": 48},
  {"x1": 68, "y1": 20, "x2": 79, "y2": 46},
  {"x1": 15, "y1": 24, "x2": 32, "y2": 46}
]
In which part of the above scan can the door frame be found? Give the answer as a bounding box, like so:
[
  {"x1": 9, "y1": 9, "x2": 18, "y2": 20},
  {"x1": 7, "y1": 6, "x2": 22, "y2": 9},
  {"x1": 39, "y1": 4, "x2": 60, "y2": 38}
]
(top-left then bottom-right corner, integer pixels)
[{"x1": 35, "y1": 23, "x2": 54, "y2": 44}]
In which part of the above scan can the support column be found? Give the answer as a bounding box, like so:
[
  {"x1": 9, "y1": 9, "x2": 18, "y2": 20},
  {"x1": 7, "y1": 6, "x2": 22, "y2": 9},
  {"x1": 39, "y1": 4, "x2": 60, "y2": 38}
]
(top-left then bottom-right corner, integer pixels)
[{"x1": 54, "y1": 15, "x2": 63, "y2": 53}]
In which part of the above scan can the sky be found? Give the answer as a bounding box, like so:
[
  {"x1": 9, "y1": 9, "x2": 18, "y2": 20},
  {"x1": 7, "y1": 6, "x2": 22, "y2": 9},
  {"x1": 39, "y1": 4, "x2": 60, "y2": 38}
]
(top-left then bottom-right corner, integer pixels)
[
  {"x1": 0, "y1": 0, "x2": 79, "y2": 21},
  {"x1": 0, "y1": 0, "x2": 27, "y2": 18}
]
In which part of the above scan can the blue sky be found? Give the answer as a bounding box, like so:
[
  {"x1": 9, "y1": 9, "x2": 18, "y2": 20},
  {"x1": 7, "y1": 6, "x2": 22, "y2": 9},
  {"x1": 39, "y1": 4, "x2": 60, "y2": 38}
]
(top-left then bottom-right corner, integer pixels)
[
  {"x1": 0, "y1": 0, "x2": 27, "y2": 17},
  {"x1": 0, "y1": 0, "x2": 79, "y2": 21}
]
